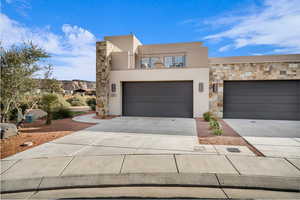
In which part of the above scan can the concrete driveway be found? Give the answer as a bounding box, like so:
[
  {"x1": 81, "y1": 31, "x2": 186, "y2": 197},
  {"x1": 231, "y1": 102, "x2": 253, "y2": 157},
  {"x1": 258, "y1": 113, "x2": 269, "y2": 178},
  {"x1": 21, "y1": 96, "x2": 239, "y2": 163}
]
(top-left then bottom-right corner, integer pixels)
[
  {"x1": 224, "y1": 119, "x2": 300, "y2": 158},
  {"x1": 4, "y1": 117, "x2": 207, "y2": 160}
]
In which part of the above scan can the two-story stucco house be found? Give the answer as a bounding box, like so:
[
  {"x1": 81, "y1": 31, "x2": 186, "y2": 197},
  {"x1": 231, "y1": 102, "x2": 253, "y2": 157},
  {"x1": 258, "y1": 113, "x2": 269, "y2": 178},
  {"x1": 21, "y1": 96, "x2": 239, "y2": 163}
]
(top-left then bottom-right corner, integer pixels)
[{"x1": 96, "y1": 34, "x2": 300, "y2": 120}]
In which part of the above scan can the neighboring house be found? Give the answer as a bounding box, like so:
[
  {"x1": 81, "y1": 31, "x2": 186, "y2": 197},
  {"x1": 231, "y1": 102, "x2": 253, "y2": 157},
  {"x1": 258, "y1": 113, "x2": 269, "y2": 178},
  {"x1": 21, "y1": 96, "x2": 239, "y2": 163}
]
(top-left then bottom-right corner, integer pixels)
[
  {"x1": 96, "y1": 34, "x2": 300, "y2": 120},
  {"x1": 61, "y1": 80, "x2": 96, "y2": 95}
]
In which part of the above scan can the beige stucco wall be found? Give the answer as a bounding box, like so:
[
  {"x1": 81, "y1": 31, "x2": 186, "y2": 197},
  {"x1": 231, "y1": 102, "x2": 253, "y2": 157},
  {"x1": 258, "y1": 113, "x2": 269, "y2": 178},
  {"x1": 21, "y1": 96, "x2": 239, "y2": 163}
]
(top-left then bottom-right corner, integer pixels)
[
  {"x1": 111, "y1": 52, "x2": 129, "y2": 70},
  {"x1": 108, "y1": 68, "x2": 210, "y2": 117}
]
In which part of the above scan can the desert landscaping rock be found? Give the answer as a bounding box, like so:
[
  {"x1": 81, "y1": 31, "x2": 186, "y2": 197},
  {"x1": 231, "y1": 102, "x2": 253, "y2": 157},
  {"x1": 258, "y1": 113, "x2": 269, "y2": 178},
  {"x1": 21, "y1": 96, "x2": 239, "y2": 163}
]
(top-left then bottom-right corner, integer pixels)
[
  {"x1": 121, "y1": 155, "x2": 177, "y2": 173},
  {"x1": 25, "y1": 109, "x2": 47, "y2": 121},
  {"x1": 20, "y1": 141, "x2": 33, "y2": 147},
  {"x1": 227, "y1": 156, "x2": 300, "y2": 177},
  {"x1": 61, "y1": 155, "x2": 124, "y2": 176},
  {"x1": 0, "y1": 123, "x2": 18, "y2": 139},
  {"x1": 175, "y1": 154, "x2": 238, "y2": 174},
  {"x1": 1, "y1": 157, "x2": 72, "y2": 179}
]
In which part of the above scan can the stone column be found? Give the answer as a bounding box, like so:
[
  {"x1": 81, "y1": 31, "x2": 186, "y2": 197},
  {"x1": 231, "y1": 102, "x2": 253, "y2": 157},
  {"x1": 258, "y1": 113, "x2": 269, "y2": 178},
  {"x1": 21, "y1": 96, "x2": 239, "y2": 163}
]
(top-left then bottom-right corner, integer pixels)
[{"x1": 96, "y1": 41, "x2": 113, "y2": 117}]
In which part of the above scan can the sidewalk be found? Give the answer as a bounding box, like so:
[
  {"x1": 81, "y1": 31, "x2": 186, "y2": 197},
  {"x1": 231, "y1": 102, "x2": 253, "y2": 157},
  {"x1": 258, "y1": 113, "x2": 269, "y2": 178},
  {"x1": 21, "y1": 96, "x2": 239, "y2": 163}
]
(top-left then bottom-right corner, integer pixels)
[{"x1": 1, "y1": 154, "x2": 300, "y2": 193}]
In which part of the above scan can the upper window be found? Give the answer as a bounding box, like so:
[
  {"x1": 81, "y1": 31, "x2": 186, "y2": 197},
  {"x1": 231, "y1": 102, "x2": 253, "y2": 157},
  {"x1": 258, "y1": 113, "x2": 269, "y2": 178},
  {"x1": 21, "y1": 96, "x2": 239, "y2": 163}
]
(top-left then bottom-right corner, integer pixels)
[
  {"x1": 164, "y1": 55, "x2": 185, "y2": 67},
  {"x1": 141, "y1": 57, "x2": 160, "y2": 68}
]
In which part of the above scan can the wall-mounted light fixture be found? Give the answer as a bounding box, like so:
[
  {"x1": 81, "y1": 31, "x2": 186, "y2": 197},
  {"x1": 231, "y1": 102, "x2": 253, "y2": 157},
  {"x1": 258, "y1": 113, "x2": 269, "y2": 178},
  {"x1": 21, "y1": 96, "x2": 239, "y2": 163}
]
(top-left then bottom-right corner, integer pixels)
[
  {"x1": 111, "y1": 83, "x2": 116, "y2": 93},
  {"x1": 198, "y1": 82, "x2": 204, "y2": 92}
]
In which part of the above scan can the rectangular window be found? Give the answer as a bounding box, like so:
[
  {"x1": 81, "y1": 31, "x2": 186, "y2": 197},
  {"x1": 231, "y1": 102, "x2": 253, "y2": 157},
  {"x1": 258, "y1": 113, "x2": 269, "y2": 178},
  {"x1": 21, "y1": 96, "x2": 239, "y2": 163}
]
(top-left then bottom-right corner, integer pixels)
[
  {"x1": 141, "y1": 57, "x2": 150, "y2": 68},
  {"x1": 164, "y1": 56, "x2": 173, "y2": 67},
  {"x1": 150, "y1": 57, "x2": 160, "y2": 68},
  {"x1": 164, "y1": 55, "x2": 185, "y2": 67},
  {"x1": 174, "y1": 55, "x2": 185, "y2": 67},
  {"x1": 141, "y1": 57, "x2": 160, "y2": 68}
]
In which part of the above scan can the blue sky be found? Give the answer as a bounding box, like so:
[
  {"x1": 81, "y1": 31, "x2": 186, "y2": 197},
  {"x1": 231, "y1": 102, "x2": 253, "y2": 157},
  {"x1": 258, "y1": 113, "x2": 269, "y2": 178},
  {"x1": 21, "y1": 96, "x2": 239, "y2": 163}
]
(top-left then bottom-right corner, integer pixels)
[{"x1": 1, "y1": 0, "x2": 300, "y2": 80}]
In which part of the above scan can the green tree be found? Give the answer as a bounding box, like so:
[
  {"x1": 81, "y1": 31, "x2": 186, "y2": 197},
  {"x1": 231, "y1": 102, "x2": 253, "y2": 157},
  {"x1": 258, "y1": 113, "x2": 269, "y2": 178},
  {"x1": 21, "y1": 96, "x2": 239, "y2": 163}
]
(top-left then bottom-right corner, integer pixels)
[
  {"x1": 0, "y1": 42, "x2": 49, "y2": 122},
  {"x1": 40, "y1": 65, "x2": 62, "y2": 93},
  {"x1": 41, "y1": 93, "x2": 58, "y2": 125}
]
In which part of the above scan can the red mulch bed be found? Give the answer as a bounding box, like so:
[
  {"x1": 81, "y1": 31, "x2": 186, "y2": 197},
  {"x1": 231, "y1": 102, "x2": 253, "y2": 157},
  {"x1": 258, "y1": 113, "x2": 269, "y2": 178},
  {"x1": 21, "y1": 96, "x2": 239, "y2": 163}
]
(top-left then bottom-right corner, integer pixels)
[
  {"x1": 0, "y1": 117, "x2": 96, "y2": 159},
  {"x1": 196, "y1": 118, "x2": 264, "y2": 156}
]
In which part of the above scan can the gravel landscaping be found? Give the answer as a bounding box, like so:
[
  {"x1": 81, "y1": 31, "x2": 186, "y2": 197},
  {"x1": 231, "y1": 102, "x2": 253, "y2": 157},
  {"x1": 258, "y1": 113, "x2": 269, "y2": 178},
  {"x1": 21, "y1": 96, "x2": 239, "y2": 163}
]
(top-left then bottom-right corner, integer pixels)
[
  {"x1": 196, "y1": 118, "x2": 264, "y2": 156},
  {"x1": 0, "y1": 115, "x2": 96, "y2": 159}
]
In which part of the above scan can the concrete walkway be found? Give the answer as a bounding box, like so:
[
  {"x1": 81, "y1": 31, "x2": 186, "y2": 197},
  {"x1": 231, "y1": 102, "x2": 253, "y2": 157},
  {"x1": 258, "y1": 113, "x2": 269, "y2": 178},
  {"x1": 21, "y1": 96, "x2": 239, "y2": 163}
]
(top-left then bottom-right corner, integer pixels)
[
  {"x1": 224, "y1": 119, "x2": 300, "y2": 158},
  {"x1": 73, "y1": 113, "x2": 102, "y2": 123},
  {"x1": 1, "y1": 154, "x2": 300, "y2": 193}
]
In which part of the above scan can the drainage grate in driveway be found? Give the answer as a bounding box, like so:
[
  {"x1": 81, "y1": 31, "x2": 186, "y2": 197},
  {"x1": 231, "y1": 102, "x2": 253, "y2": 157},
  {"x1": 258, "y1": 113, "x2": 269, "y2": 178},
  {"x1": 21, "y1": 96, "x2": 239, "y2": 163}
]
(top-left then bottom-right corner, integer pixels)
[{"x1": 226, "y1": 147, "x2": 241, "y2": 153}]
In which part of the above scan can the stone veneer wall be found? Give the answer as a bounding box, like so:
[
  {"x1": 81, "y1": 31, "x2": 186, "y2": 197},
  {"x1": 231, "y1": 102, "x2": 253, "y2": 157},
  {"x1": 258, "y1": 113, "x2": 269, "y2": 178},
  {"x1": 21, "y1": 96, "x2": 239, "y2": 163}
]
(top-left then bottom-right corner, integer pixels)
[
  {"x1": 96, "y1": 41, "x2": 114, "y2": 117},
  {"x1": 209, "y1": 62, "x2": 300, "y2": 118}
]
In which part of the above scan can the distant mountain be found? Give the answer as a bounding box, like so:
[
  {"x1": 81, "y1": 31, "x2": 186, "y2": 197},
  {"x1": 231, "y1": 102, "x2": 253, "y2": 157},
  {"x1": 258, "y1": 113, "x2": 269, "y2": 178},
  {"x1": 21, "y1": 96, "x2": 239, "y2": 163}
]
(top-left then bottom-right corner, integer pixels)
[{"x1": 59, "y1": 79, "x2": 96, "y2": 92}]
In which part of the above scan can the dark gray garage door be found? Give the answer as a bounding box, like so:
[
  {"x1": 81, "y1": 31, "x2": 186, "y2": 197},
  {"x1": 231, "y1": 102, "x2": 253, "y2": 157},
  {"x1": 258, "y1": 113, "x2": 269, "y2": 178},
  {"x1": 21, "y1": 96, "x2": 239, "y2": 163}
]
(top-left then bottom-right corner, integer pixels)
[
  {"x1": 224, "y1": 80, "x2": 300, "y2": 120},
  {"x1": 122, "y1": 81, "x2": 193, "y2": 118}
]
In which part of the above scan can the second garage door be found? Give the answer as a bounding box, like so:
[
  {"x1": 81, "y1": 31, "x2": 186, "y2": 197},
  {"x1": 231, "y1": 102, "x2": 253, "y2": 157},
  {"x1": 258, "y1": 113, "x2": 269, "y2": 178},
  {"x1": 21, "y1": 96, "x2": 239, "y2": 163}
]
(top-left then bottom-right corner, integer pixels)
[
  {"x1": 122, "y1": 81, "x2": 193, "y2": 118},
  {"x1": 223, "y1": 80, "x2": 300, "y2": 120}
]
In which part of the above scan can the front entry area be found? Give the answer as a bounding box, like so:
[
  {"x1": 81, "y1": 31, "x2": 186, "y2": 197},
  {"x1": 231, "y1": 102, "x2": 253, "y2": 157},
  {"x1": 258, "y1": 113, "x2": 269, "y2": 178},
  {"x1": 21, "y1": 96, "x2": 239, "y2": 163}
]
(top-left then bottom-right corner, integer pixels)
[
  {"x1": 122, "y1": 81, "x2": 193, "y2": 118},
  {"x1": 223, "y1": 80, "x2": 300, "y2": 120}
]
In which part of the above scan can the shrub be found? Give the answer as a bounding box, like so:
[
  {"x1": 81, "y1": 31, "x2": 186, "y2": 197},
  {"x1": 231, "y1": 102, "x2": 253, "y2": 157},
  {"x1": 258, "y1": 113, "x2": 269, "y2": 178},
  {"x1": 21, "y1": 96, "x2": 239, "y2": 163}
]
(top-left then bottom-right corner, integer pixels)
[
  {"x1": 203, "y1": 112, "x2": 212, "y2": 121},
  {"x1": 86, "y1": 97, "x2": 96, "y2": 111},
  {"x1": 56, "y1": 95, "x2": 71, "y2": 109},
  {"x1": 41, "y1": 93, "x2": 59, "y2": 124},
  {"x1": 67, "y1": 95, "x2": 87, "y2": 106},
  {"x1": 52, "y1": 107, "x2": 73, "y2": 120},
  {"x1": 209, "y1": 118, "x2": 223, "y2": 136},
  {"x1": 209, "y1": 119, "x2": 220, "y2": 129},
  {"x1": 212, "y1": 128, "x2": 223, "y2": 136}
]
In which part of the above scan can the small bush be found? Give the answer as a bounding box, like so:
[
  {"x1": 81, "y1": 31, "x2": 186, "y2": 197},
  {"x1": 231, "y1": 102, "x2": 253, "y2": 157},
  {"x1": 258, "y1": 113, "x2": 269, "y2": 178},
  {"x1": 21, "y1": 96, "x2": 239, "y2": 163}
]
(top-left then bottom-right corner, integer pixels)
[
  {"x1": 212, "y1": 128, "x2": 223, "y2": 136},
  {"x1": 209, "y1": 119, "x2": 220, "y2": 129},
  {"x1": 67, "y1": 95, "x2": 87, "y2": 106},
  {"x1": 203, "y1": 112, "x2": 212, "y2": 121},
  {"x1": 86, "y1": 97, "x2": 96, "y2": 111},
  {"x1": 52, "y1": 107, "x2": 73, "y2": 120},
  {"x1": 56, "y1": 94, "x2": 71, "y2": 109}
]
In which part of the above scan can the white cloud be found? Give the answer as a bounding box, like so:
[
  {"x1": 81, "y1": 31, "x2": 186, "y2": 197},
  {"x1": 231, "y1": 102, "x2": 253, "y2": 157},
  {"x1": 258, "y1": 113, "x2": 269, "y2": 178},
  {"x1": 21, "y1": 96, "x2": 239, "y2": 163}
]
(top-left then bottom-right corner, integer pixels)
[
  {"x1": 203, "y1": 0, "x2": 300, "y2": 54},
  {"x1": 218, "y1": 44, "x2": 232, "y2": 52},
  {"x1": 0, "y1": 13, "x2": 96, "y2": 81}
]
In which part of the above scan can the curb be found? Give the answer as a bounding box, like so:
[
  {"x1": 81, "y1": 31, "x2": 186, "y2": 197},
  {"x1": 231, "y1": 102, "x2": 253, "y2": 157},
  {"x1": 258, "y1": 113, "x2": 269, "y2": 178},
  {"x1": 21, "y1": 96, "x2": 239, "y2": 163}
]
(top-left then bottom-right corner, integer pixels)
[{"x1": 1, "y1": 173, "x2": 300, "y2": 193}]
